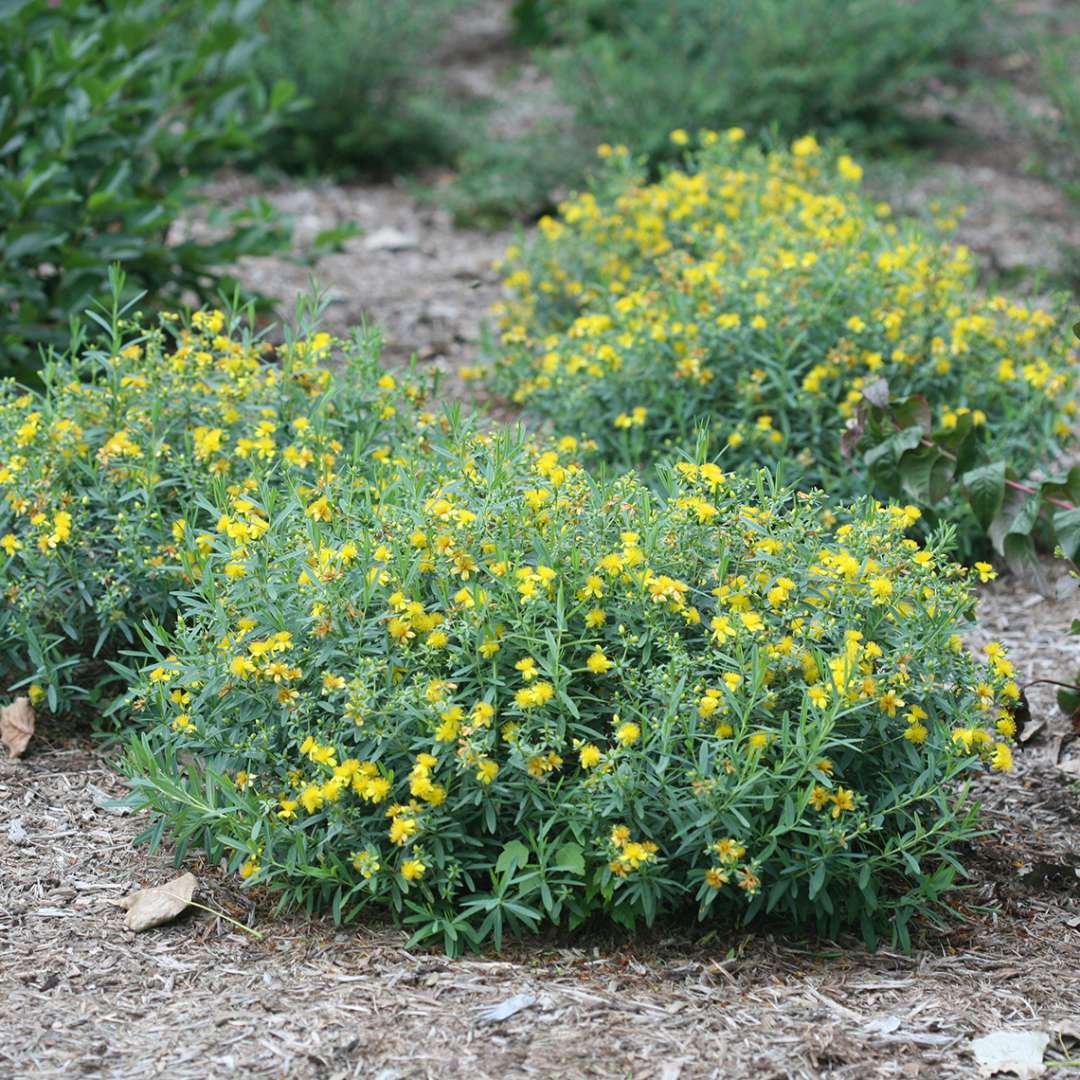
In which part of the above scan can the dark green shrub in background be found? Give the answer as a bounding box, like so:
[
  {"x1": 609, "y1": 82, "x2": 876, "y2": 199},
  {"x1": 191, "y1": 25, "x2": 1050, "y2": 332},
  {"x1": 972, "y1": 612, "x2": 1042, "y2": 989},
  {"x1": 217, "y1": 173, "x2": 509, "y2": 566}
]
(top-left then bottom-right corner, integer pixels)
[
  {"x1": 256, "y1": 0, "x2": 471, "y2": 178},
  {"x1": 454, "y1": 0, "x2": 987, "y2": 222},
  {"x1": 0, "y1": 0, "x2": 293, "y2": 377},
  {"x1": 548, "y1": 0, "x2": 984, "y2": 157}
]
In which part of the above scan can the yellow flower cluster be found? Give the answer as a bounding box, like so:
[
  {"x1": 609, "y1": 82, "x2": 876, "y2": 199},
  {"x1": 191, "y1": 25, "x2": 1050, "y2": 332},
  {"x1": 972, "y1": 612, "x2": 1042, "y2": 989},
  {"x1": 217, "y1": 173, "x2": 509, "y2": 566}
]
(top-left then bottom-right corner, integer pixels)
[
  {"x1": 0, "y1": 312, "x2": 428, "y2": 706},
  {"x1": 489, "y1": 133, "x2": 1076, "y2": 529},
  {"x1": 133, "y1": 409, "x2": 1019, "y2": 937}
]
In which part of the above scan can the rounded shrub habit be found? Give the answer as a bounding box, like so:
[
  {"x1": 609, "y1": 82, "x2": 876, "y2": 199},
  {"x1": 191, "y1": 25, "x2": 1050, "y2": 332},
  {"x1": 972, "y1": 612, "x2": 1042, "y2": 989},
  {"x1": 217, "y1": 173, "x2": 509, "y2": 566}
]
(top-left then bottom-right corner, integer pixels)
[
  {"x1": 488, "y1": 133, "x2": 1077, "y2": 552},
  {"x1": 125, "y1": 407, "x2": 1019, "y2": 953},
  {"x1": 0, "y1": 289, "x2": 432, "y2": 711}
]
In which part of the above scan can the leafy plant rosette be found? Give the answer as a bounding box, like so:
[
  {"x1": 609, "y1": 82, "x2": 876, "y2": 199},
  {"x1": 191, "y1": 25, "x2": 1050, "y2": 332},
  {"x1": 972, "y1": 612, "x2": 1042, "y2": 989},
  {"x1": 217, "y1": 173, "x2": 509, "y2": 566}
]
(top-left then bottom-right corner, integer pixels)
[
  {"x1": 124, "y1": 425, "x2": 1019, "y2": 953},
  {"x1": 0, "y1": 286, "x2": 431, "y2": 712},
  {"x1": 487, "y1": 133, "x2": 1077, "y2": 555}
]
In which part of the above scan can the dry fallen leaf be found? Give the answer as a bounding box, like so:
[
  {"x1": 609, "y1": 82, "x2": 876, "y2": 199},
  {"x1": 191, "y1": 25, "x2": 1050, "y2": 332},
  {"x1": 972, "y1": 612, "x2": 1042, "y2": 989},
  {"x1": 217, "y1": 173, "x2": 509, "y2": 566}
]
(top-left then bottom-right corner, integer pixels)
[
  {"x1": 865, "y1": 1015, "x2": 903, "y2": 1036},
  {"x1": 119, "y1": 872, "x2": 197, "y2": 932},
  {"x1": 0, "y1": 697, "x2": 35, "y2": 759},
  {"x1": 1058, "y1": 757, "x2": 1080, "y2": 778},
  {"x1": 476, "y1": 993, "x2": 536, "y2": 1024},
  {"x1": 972, "y1": 1030, "x2": 1049, "y2": 1079}
]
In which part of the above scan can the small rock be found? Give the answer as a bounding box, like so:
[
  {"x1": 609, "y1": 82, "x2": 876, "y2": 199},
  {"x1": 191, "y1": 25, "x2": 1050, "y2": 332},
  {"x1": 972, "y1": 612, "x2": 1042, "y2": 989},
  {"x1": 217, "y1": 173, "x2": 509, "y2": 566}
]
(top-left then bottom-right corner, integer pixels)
[
  {"x1": 119, "y1": 872, "x2": 197, "y2": 932},
  {"x1": 364, "y1": 227, "x2": 419, "y2": 253},
  {"x1": 423, "y1": 300, "x2": 460, "y2": 323},
  {"x1": 972, "y1": 1030, "x2": 1049, "y2": 1079}
]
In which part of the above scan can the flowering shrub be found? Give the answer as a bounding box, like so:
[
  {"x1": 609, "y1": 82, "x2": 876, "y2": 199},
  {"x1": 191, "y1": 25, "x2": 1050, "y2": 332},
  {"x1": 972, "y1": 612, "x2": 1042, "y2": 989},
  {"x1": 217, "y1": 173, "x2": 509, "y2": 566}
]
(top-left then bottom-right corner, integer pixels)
[
  {"x1": 124, "y1": 425, "x2": 1019, "y2": 952},
  {"x1": 0, "y1": 294, "x2": 429, "y2": 711},
  {"x1": 488, "y1": 135, "x2": 1077, "y2": 551}
]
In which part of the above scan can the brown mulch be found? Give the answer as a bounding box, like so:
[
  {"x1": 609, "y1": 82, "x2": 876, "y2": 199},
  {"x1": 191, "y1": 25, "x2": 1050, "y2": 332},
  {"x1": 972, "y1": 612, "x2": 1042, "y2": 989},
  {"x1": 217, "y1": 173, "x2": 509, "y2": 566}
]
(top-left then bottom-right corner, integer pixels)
[{"x1": 2, "y1": 574, "x2": 1079, "y2": 1080}]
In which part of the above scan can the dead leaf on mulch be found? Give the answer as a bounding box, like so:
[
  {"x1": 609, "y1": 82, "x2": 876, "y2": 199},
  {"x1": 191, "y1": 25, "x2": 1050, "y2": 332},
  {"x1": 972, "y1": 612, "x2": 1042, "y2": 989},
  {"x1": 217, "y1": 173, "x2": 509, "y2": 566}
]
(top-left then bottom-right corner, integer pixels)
[
  {"x1": 1052, "y1": 1017, "x2": 1080, "y2": 1043},
  {"x1": 1, "y1": 697, "x2": 34, "y2": 759},
  {"x1": 972, "y1": 1030, "x2": 1049, "y2": 1078},
  {"x1": 476, "y1": 993, "x2": 536, "y2": 1024},
  {"x1": 119, "y1": 872, "x2": 197, "y2": 932},
  {"x1": 1058, "y1": 750, "x2": 1080, "y2": 775}
]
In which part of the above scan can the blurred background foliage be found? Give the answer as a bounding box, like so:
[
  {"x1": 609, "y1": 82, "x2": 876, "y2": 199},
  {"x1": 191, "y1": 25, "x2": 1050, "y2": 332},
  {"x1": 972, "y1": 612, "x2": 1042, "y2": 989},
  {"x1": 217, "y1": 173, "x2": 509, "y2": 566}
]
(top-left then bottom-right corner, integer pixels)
[
  {"x1": 0, "y1": 0, "x2": 293, "y2": 379},
  {"x1": 254, "y1": 0, "x2": 474, "y2": 178},
  {"x1": 1, "y1": 0, "x2": 1077, "y2": 378}
]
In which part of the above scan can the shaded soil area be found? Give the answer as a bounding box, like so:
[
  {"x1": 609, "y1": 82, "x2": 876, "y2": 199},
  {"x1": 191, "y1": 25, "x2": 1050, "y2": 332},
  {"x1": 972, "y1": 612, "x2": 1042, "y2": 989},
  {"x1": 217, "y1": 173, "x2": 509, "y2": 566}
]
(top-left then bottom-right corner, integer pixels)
[{"x1": 2, "y1": 577, "x2": 1079, "y2": 1080}]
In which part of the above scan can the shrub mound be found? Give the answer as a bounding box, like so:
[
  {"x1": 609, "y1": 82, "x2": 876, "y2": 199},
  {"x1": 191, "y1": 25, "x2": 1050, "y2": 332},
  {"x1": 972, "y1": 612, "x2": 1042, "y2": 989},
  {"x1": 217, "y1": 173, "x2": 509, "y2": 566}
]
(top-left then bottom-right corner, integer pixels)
[
  {"x1": 0, "y1": 297, "x2": 429, "y2": 710},
  {"x1": 489, "y1": 135, "x2": 1076, "y2": 548},
  {"x1": 125, "y1": 407, "x2": 1018, "y2": 951}
]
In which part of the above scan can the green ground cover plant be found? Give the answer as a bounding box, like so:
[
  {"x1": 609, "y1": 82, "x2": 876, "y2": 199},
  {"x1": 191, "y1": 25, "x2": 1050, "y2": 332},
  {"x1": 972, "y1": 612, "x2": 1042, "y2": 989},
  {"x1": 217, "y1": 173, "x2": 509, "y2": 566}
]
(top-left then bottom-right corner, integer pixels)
[
  {"x1": 487, "y1": 134, "x2": 1077, "y2": 556},
  {"x1": 451, "y1": 0, "x2": 985, "y2": 221},
  {"x1": 255, "y1": 0, "x2": 471, "y2": 178},
  {"x1": 0, "y1": 0, "x2": 294, "y2": 378},
  {"x1": 535, "y1": 0, "x2": 981, "y2": 156}
]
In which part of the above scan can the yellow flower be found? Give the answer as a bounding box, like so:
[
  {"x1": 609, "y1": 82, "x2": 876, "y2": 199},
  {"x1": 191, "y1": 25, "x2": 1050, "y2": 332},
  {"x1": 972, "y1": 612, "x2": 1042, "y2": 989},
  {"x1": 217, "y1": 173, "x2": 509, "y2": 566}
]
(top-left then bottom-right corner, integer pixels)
[
  {"x1": 579, "y1": 744, "x2": 602, "y2": 769},
  {"x1": 711, "y1": 838, "x2": 746, "y2": 863},
  {"x1": 868, "y1": 577, "x2": 893, "y2": 603},
  {"x1": 836, "y1": 154, "x2": 863, "y2": 182},
  {"x1": 476, "y1": 759, "x2": 499, "y2": 785},
  {"x1": 299, "y1": 784, "x2": 324, "y2": 815},
  {"x1": 586, "y1": 649, "x2": 614, "y2": 674},
  {"x1": 705, "y1": 867, "x2": 729, "y2": 888},
  {"x1": 616, "y1": 721, "x2": 641, "y2": 746},
  {"x1": 305, "y1": 496, "x2": 332, "y2": 522},
  {"x1": 321, "y1": 673, "x2": 346, "y2": 694},
  {"x1": 831, "y1": 787, "x2": 856, "y2": 817},
  {"x1": 389, "y1": 816, "x2": 419, "y2": 845},
  {"x1": 878, "y1": 690, "x2": 905, "y2": 717},
  {"x1": 401, "y1": 858, "x2": 426, "y2": 881}
]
